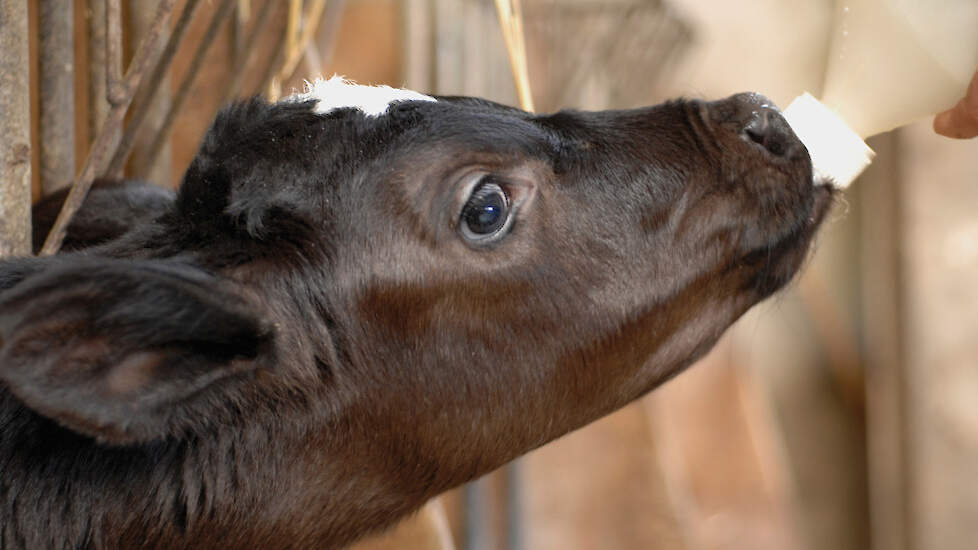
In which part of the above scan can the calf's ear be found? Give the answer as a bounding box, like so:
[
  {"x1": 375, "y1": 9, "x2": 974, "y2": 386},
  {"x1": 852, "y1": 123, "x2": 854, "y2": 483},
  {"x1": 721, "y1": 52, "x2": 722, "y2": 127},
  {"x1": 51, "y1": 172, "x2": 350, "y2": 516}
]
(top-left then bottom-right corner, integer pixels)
[
  {"x1": 0, "y1": 256, "x2": 49, "y2": 292},
  {"x1": 0, "y1": 258, "x2": 270, "y2": 444}
]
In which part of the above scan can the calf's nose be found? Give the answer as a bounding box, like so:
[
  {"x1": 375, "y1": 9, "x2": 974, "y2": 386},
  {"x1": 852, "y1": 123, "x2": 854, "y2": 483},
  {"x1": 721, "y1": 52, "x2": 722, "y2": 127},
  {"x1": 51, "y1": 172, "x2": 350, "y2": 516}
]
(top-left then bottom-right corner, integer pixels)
[
  {"x1": 742, "y1": 108, "x2": 792, "y2": 157},
  {"x1": 708, "y1": 92, "x2": 803, "y2": 159}
]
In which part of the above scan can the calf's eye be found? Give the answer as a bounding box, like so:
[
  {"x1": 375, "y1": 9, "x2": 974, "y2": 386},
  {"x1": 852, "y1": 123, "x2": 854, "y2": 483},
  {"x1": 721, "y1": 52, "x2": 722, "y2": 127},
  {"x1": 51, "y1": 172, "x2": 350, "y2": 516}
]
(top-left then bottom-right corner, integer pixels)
[{"x1": 460, "y1": 179, "x2": 512, "y2": 244}]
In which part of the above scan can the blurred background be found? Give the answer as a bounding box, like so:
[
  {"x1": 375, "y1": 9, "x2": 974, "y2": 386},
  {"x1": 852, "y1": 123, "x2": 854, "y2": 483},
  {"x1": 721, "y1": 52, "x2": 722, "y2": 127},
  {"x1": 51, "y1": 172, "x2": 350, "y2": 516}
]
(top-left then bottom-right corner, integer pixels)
[{"x1": 2, "y1": 1, "x2": 976, "y2": 549}]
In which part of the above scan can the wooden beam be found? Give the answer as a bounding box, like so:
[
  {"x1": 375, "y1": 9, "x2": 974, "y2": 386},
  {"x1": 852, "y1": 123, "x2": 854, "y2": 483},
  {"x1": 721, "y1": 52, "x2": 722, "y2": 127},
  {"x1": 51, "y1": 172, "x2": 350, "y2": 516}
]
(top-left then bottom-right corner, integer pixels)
[
  {"x1": 0, "y1": 0, "x2": 32, "y2": 257},
  {"x1": 351, "y1": 499, "x2": 456, "y2": 550},
  {"x1": 40, "y1": 0, "x2": 177, "y2": 255},
  {"x1": 38, "y1": 0, "x2": 75, "y2": 195},
  {"x1": 523, "y1": 401, "x2": 687, "y2": 550},
  {"x1": 859, "y1": 133, "x2": 909, "y2": 550},
  {"x1": 898, "y1": 121, "x2": 978, "y2": 550}
]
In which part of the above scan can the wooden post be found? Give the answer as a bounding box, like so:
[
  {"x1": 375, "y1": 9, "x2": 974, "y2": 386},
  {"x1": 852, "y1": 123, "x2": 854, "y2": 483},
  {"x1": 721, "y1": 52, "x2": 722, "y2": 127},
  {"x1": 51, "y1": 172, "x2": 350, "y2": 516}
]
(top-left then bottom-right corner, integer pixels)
[
  {"x1": 40, "y1": 0, "x2": 177, "y2": 255},
  {"x1": 402, "y1": 0, "x2": 433, "y2": 92},
  {"x1": 859, "y1": 133, "x2": 909, "y2": 550},
  {"x1": 643, "y1": 350, "x2": 803, "y2": 550},
  {"x1": 87, "y1": 0, "x2": 110, "y2": 143},
  {"x1": 524, "y1": 402, "x2": 688, "y2": 550},
  {"x1": 0, "y1": 0, "x2": 32, "y2": 257},
  {"x1": 433, "y1": 0, "x2": 517, "y2": 105},
  {"x1": 351, "y1": 499, "x2": 457, "y2": 550},
  {"x1": 38, "y1": 0, "x2": 75, "y2": 195},
  {"x1": 898, "y1": 121, "x2": 978, "y2": 550},
  {"x1": 125, "y1": 0, "x2": 176, "y2": 185}
]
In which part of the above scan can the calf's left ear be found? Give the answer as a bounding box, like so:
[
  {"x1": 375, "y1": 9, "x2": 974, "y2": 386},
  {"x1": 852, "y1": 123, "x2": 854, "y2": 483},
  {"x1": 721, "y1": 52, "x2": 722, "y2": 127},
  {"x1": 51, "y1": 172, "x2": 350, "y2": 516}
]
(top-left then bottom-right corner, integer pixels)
[
  {"x1": 0, "y1": 256, "x2": 49, "y2": 292},
  {"x1": 0, "y1": 258, "x2": 270, "y2": 444}
]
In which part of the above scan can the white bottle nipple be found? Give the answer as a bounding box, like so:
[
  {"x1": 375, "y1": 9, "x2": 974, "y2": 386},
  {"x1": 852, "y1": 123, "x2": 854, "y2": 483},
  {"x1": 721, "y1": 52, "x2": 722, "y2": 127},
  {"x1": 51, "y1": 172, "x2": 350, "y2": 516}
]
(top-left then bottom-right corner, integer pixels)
[{"x1": 783, "y1": 92, "x2": 875, "y2": 189}]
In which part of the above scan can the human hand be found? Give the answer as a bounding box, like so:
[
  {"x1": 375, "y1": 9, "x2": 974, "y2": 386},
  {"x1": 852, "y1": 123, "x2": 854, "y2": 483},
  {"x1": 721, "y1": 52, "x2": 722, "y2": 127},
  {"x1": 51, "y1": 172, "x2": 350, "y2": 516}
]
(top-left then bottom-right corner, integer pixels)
[{"x1": 934, "y1": 70, "x2": 978, "y2": 138}]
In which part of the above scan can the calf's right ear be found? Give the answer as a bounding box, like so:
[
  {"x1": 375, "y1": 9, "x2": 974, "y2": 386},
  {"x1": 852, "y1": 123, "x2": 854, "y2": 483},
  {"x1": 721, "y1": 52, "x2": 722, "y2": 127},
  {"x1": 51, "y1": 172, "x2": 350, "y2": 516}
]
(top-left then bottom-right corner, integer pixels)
[{"x1": 0, "y1": 258, "x2": 270, "y2": 444}]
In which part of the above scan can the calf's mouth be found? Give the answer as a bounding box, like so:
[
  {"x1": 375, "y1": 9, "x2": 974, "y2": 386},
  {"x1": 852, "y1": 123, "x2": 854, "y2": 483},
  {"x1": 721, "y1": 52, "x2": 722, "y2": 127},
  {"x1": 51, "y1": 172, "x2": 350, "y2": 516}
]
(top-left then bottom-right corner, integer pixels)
[{"x1": 681, "y1": 92, "x2": 835, "y2": 296}]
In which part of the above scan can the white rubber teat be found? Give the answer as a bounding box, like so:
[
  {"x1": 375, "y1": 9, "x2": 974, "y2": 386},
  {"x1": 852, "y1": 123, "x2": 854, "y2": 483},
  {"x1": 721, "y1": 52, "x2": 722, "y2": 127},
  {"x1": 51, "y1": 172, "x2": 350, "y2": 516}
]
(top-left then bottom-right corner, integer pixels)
[{"x1": 783, "y1": 92, "x2": 875, "y2": 189}]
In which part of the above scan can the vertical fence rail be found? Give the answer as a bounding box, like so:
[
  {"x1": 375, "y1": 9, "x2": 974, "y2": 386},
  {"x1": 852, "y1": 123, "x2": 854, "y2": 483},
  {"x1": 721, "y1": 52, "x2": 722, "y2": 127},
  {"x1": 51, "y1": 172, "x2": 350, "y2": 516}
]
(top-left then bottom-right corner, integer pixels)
[
  {"x1": 0, "y1": 0, "x2": 32, "y2": 257},
  {"x1": 860, "y1": 134, "x2": 909, "y2": 550},
  {"x1": 40, "y1": 0, "x2": 178, "y2": 256},
  {"x1": 106, "y1": 0, "x2": 201, "y2": 179},
  {"x1": 131, "y1": 0, "x2": 237, "y2": 174},
  {"x1": 38, "y1": 0, "x2": 75, "y2": 195},
  {"x1": 87, "y1": 0, "x2": 109, "y2": 145},
  {"x1": 105, "y1": 0, "x2": 125, "y2": 105},
  {"x1": 220, "y1": 0, "x2": 280, "y2": 103},
  {"x1": 123, "y1": 0, "x2": 181, "y2": 184}
]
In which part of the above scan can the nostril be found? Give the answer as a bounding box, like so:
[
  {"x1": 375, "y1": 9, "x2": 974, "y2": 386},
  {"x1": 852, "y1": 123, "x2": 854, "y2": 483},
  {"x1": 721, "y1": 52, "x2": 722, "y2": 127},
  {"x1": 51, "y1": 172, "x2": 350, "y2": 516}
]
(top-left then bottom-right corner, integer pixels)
[
  {"x1": 744, "y1": 123, "x2": 767, "y2": 147},
  {"x1": 742, "y1": 110, "x2": 788, "y2": 157}
]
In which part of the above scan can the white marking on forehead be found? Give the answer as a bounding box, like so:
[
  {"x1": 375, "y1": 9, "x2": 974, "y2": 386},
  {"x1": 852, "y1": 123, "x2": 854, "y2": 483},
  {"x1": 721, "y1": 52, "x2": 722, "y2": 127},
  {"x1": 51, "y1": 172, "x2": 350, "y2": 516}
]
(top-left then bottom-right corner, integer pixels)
[{"x1": 289, "y1": 75, "x2": 436, "y2": 117}]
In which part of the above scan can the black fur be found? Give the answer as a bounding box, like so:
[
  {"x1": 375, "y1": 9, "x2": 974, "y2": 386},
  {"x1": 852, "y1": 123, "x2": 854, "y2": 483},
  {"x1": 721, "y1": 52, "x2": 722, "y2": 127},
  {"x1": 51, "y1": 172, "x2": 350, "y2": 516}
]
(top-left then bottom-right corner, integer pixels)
[
  {"x1": 32, "y1": 179, "x2": 175, "y2": 254},
  {"x1": 0, "y1": 92, "x2": 831, "y2": 549}
]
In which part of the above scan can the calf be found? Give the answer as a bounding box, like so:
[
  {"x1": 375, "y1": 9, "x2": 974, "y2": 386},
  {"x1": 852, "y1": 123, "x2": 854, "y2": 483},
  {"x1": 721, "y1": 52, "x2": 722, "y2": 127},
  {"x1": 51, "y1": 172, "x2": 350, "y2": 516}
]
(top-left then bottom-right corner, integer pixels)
[
  {"x1": 30, "y1": 179, "x2": 176, "y2": 254},
  {"x1": 0, "y1": 79, "x2": 832, "y2": 549}
]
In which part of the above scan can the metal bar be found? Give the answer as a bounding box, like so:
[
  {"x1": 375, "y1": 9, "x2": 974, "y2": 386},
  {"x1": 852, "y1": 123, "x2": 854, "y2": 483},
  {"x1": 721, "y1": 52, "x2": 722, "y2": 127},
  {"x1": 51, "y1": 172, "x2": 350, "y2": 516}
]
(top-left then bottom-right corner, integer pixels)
[
  {"x1": 105, "y1": 0, "x2": 204, "y2": 177},
  {"x1": 220, "y1": 0, "x2": 279, "y2": 103},
  {"x1": 38, "y1": 0, "x2": 76, "y2": 195},
  {"x1": 0, "y1": 0, "x2": 32, "y2": 257},
  {"x1": 40, "y1": 0, "x2": 178, "y2": 256},
  {"x1": 141, "y1": 0, "x2": 237, "y2": 172},
  {"x1": 105, "y1": 0, "x2": 126, "y2": 105}
]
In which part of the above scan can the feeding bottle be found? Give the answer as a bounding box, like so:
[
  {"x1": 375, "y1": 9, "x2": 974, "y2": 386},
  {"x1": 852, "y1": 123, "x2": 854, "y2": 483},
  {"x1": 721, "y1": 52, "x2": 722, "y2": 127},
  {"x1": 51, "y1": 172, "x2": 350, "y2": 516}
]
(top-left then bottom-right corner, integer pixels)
[{"x1": 782, "y1": 0, "x2": 978, "y2": 188}]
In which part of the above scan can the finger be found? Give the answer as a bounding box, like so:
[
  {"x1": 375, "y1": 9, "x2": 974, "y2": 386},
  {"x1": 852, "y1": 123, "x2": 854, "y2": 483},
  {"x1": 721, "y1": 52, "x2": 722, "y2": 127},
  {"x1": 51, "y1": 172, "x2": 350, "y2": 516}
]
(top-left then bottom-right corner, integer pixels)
[
  {"x1": 934, "y1": 98, "x2": 978, "y2": 139},
  {"x1": 934, "y1": 71, "x2": 978, "y2": 139}
]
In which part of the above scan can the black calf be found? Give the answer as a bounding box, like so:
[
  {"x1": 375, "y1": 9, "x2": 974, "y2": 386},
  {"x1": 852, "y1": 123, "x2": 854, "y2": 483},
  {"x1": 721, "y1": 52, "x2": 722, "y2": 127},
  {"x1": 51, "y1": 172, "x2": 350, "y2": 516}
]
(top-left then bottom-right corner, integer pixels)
[{"x1": 0, "y1": 86, "x2": 831, "y2": 549}]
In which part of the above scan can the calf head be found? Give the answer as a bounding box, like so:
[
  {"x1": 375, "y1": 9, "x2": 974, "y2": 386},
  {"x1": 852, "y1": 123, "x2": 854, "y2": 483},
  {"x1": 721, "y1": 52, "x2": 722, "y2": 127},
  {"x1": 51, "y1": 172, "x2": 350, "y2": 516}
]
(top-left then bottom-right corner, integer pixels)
[{"x1": 0, "y1": 80, "x2": 832, "y2": 547}]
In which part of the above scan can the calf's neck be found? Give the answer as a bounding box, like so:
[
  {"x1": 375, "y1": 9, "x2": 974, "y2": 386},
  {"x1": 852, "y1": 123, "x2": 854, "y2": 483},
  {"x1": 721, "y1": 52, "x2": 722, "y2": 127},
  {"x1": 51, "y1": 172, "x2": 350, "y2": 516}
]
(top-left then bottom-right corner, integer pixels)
[{"x1": 0, "y1": 84, "x2": 832, "y2": 549}]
